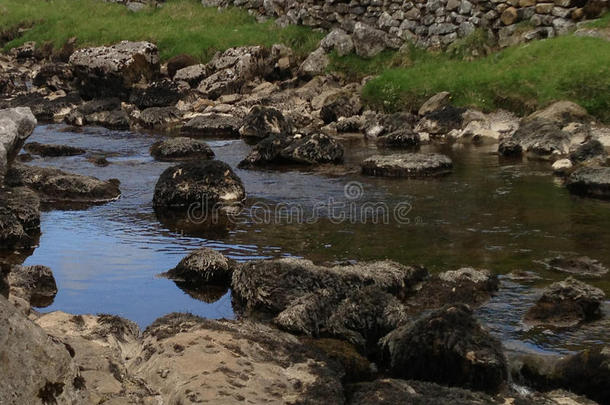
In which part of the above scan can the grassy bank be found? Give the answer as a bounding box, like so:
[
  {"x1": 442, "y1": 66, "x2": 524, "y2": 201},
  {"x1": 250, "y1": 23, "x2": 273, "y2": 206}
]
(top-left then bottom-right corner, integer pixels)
[
  {"x1": 0, "y1": 0, "x2": 322, "y2": 61},
  {"x1": 359, "y1": 34, "x2": 610, "y2": 122}
]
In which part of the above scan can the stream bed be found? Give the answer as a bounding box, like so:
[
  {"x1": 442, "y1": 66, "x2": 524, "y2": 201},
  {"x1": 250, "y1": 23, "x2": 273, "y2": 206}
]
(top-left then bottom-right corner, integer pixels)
[{"x1": 10, "y1": 123, "x2": 610, "y2": 355}]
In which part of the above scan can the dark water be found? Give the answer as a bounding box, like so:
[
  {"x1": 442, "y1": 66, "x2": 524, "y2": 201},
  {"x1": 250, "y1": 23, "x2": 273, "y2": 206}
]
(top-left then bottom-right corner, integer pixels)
[{"x1": 12, "y1": 124, "x2": 610, "y2": 355}]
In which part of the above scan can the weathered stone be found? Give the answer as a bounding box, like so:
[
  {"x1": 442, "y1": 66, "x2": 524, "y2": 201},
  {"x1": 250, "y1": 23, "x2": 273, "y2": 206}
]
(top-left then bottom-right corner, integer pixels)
[
  {"x1": 166, "y1": 53, "x2": 198, "y2": 78},
  {"x1": 538, "y1": 256, "x2": 609, "y2": 278},
  {"x1": 499, "y1": 118, "x2": 570, "y2": 159},
  {"x1": 173, "y1": 63, "x2": 208, "y2": 86},
  {"x1": 70, "y1": 41, "x2": 160, "y2": 99},
  {"x1": 501, "y1": 7, "x2": 519, "y2": 25},
  {"x1": 150, "y1": 137, "x2": 215, "y2": 161},
  {"x1": 153, "y1": 160, "x2": 245, "y2": 210},
  {"x1": 569, "y1": 138, "x2": 607, "y2": 163},
  {"x1": 361, "y1": 153, "x2": 453, "y2": 177},
  {"x1": 380, "y1": 304, "x2": 507, "y2": 393},
  {"x1": 566, "y1": 167, "x2": 610, "y2": 198},
  {"x1": 6, "y1": 164, "x2": 121, "y2": 204},
  {"x1": 298, "y1": 47, "x2": 330, "y2": 78},
  {"x1": 320, "y1": 91, "x2": 362, "y2": 124},
  {"x1": 320, "y1": 28, "x2": 355, "y2": 56},
  {"x1": 24, "y1": 141, "x2": 85, "y2": 157},
  {"x1": 353, "y1": 22, "x2": 388, "y2": 58},
  {"x1": 181, "y1": 113, "x2": 242, "y2": 137},
  {"x1": 129, "y1": 79, "x2": 188, "y2": 109},
  {"x1": 524, "y1": 277, "x2": 606, "y2": 327},
  {"x1": 239, "y1": 105, "x2": 292, "y2": 139},
  {"x1": 418, "y1": 91, "x2": 451, "y2": 116},
  {"x1": 7, "y1": 264, "x2": 57, "y2": 308},
  {"x1": 0, "y1": 186, "x2": 40, "y2": 250},
  {"x1": 376, "y1": 128, "x2": 421, "y2": 148},
  {"x1": 415, "y1": 105, "x2": 466, "y2": 135},
  {"x1": 0, "y1": 107, "x2": 37, "y2": 182},
  {"x1": 138, "y1": 106, "x2": 183, "y2": 130}
]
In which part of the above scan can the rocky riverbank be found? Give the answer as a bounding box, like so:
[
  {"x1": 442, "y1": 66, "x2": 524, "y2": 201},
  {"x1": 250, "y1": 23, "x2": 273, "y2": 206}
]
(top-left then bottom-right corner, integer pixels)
[{"x1": 1, "y1": 27, "x2": 610, "y2": 405}]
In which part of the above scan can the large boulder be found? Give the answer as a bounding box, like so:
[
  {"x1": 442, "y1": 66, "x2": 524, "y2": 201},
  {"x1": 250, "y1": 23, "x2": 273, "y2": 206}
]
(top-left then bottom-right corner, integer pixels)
[
  {"x1": 0, "y1": 107, "x2": 37, "y2": 182},
  {"x1": 523, "y1": 277, "x2": 606, "y2": 327},
  {"x1": 0, "y1": 295, "x2": 88, "y2": 404},
  {"x1": 134, "y1": 313, "x2": 345, "y2": 404},
  {"x1": 320, "y1": 90, "x2": 362, "y2": 124},
  {"x1": 380, "y1": 304, "x2": 508, "y2": 393},
  {"x1": 238, "y1": 105, "x2": 292, "y2": 139},
  {"x1": 499, "y1": 118, "x2": 570, "y2": 159},
  {"x1": 70, "y1": 41, "x2": 160, "y2": 99},
  {"x1": 181, "y1": 113, "x2": 242, "y2": 137},
  {"x1": 6, "y1": 164, "x2": 121, "y2": 204},
  {"x1": 320, "y1": 28, "x2": 355, "y2": 57},
  {"x1": 361, "y1": 153, "x2": 453, "y2": 177},
  {"x1": 150, "y1": 137, "x2": 214, "y2": 161},
  {"x1": 352, "y1": 22, "x2": 388, "y2": 58},
  {"x1": 239, "y1": 133, "x2": 344, "y2": 168},
  {"x1": 152, "y1": 160, "x2": 245, "y2": 210},
  {"x1": 566, "y1": 167, "x2": 610, "y2": 199}
]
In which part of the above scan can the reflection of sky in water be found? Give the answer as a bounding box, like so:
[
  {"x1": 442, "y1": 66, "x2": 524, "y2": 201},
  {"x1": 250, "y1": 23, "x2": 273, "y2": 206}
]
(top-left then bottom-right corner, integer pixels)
[{"x1": 18, "y1": 124, "x2": 610, "y2": 354}]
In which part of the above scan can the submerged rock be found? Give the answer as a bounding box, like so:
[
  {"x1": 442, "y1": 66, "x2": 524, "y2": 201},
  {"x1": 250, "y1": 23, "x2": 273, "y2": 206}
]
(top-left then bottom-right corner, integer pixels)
[
  {"x1": 161, "y1": 247, "x2": 235, "y2": 287},
  {"x1": 239, "y1": 133, "x2": 344, "y2": 168},
  {"x1": 6, "y1": 164, "x2": 121, "y2": 204},
  {"x1": 0, "y1": 295, "x2": 88, "y2": 404},
  {"x1": 152, "y1": 160, "x2": 245, "y2": 210},
  {"x1": 135, "y1": 313, "x2": 345, "y2": 404},
  {"x1": 150, "y1": 137, "x2": 214, "y2": 161},
  {"x1": 380, "y1": 304, "x2": 507, "y2": 393},
  {"x1": 524, "y1": 277, "x2": 606, "y2": 328},
  {"x1": 566, "y1": 167, "x2": 610, "y2": 199},
  {"x1": 24, "y1": 141, "x2": 86, "y2": 157},
  {"x1": 181, "y1": 113, "x2": 242, "y2": 137},
  {"x1": 238, "y1": 105, "x2": 292, "y2": 139},
  {"x1": 538, "y1": 256, "x2": 609, "y2": 278},
  {"x1": 70, "y1": 41, "x2": 160, "y2": 99},
  {"x1": 361, "y1": 153, "x2": 452, "y2": 177}
]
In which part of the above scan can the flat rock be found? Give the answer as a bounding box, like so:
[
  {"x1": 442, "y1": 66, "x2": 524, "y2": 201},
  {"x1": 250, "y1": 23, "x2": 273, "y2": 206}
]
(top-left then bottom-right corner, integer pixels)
[
  {"x1": 150, "y1": 137, "x2": 214, "y2": 161},
  {"x1": 6, "y1": 163, "x2": 121, "y2": 204},
  {"x1": 181, "y1": 113, "x2": 242, "y2": 137},
  {"x1": 24, "y1": 141, "x2": 86, "y2": 157},
  {"x1": 361, "y1": 153, "x2": 452, "y2": 177}
]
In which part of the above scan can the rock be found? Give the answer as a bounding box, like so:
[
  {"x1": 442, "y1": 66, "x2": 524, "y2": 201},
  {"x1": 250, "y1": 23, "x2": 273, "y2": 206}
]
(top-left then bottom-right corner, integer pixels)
[
  {"x1": 538, "y1": 256, "x2": 609, "y2": 278},
  {"x1": 415, "y1": 105, "x2": 466, "y2": 135},
  {"x1": 501, "y1": 7, "x2": 519, "y2": 25},
  {"x1": 2, "y1": 92, "x2": 82, "y2": 123},
  {"x1": 32, "y1": 62, "x2": 73, "y2": 91},
  {"x1": 7, "y1": 264, "x2": 57, "y2": 308},
  {"x1": 64, "y1": 97, "x2": 130, "y2": 130},
  {"x1": 129, "y1": 79, "x2": 188, "y2": 109},
  {"x1": 173, "y1": 63, "x2": 208, "y2": 86},
  {"x1": 348, "y1": 378, "x2": 500, "y2": 405},
  {"x1": 134, "y1": 314, "x2": 345, "y2": 404},
  {"x1": 320, "y1": 28, "x2": 355, "y2": 57},
  {"x1": 0, "y1": 186, "x2": 40, "y2": 250},
  {"x1": 181, "y1": 113, "x2": 242, "y2": 137},
  {"x1": 298, "y1": 47, "x2": 329, "y2": 78},
  {"x1": 552, "y1": 158, "x2": 573, "y2": 175},
  {"x1": 524, "y1": 277, "x2": 606, "y2": 327},
  {"x1": 353, "y1": 22, "x2": 388, "y2": 58},
  {"x1": 499, "y1": 118, "x2": 570, "y2": 159},
  {"x1": 418, "y1": 91, "x2": 451, "y2": 116},
  {"x1": 525, "y1": 101, "x2": 590, "y2": 126},
  {"x1": 320, "y1": 91, "x2": 362, "y2": 124},
  {"x1": 24, "y1": 141, "x2": 86, "y2": 157},
  {"x1": 570, "y1": 138, "x2": 607, "y2": 163},
  {"x1": 166, "y1": 53, "x2": 198, "y2": 78},
  {"x1": 0, "y1": 295, "x2": 88, "y2": 404},
  {"x1": 376, "y1": 128, "x2": 421, "y2": 148},
  {"x1": 239, "y1": 133, "x2": 344, "y2": 168},
  {"x1": 35, "y1": 311, "x2": 151, "y2": 404},
  {"x1": 517, "y1": 347, "x2": 610, "y2": 405},
  {"x1": 70, "y1": 41, "x2": 160, "y2": 99},
  {"x1": 566, "y1": 167, "x2": 610, "y2": 198},
  {"x1": 0, "y1": 107, "x2": 37, "y2": 182},
  {"x1": 6, "y1": 163, "x2": 121, "y2": 204},
  {"x1": 380, "y1": 304, "x2": 507, "y2": 393},
  {"x1": 152, "y1": 160, "x2": 245, "y2": 211},
  {"x1": 150, "y1": 136, "x2": 214, "y2": 161},
  {"x1": 161, "y1": 247, "x2": 235, "y2": 288},
  {"x1": 404, "y1": 267, "x2": 500, "y2": 312},
  {"x1": 302, "y1": 337, "x2": 372, "y2": 383},
  {"x1": 138, "y1": 106, "x2": 183, "y2": 130},
  {"x1": 361, "y1": 153, "x2": 453, "y2": 177},
  {"x1": 238, "y1": 105, "x2": 292, "y2": 139}
]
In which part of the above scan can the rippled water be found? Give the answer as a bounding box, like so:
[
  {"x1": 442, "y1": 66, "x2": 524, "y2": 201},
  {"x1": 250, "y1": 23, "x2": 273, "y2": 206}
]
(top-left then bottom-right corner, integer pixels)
[{"x1": 8, "y1": 124, "x2": 610, "y2": 354}]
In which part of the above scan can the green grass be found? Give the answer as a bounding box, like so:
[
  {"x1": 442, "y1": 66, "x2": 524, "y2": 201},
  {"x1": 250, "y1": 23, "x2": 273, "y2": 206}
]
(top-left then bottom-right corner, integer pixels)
[
  {"x1": 361, "y1": 35, "x2": 610, "y2": 122},
  {"x1": 587, "y1": 11, "x2": 610, "y2": 28},
  {"x1": 0, "y1": 0, "x2": 323, "y2": 61}
]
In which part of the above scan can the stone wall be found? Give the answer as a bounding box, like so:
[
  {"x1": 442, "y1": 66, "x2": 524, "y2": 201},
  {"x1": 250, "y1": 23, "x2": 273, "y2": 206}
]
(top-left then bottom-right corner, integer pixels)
[{"x1": 203, "y1": 0, "x2": 608, "y2": 53}]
